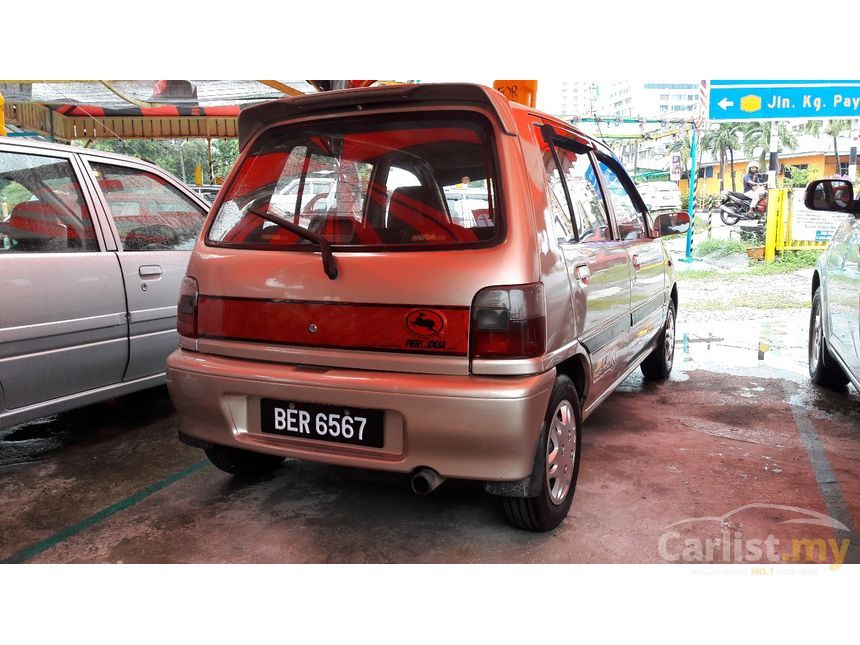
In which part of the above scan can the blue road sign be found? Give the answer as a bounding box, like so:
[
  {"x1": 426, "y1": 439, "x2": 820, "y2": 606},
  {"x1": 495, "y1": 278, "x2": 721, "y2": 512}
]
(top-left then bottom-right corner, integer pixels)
[{"x1": 709, "y1": 80, "x2": 860, "y2": 121}]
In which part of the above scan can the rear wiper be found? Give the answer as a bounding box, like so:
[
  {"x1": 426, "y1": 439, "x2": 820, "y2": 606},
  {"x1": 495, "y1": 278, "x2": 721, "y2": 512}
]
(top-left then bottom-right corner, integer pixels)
[{"x1": 246, "y1": 206, "x2": 338, "y2": 280}]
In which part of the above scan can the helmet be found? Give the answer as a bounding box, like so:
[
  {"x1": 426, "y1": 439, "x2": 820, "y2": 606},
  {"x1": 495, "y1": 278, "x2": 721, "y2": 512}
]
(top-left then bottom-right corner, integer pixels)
[{"x1": 747, "y1": 162, "x2": 759, "y2": 171}]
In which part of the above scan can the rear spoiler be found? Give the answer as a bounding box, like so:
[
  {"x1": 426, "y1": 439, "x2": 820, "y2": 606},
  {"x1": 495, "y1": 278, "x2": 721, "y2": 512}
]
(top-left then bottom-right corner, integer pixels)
[{"x1": 237, "y1": 83, "x2": 518, "y2": 151}]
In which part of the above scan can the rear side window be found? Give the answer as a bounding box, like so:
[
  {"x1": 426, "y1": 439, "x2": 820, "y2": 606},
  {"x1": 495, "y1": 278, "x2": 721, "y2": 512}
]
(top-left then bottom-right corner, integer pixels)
[
  {"x1": 0, "y1": 151, "x2": 99, "y2": 254},
  {"x1": 542, "y1": 144, "x2": 611, "y2": 243},
  {"x1": 208, "y1": 113, "x2": 501, "y2": 250},
  {"x1": 597, "y1": 159, "x2": 647, "y2": 241},
  {"x1": 91, "y1": 163, "x2": 206, "y2": 251}
]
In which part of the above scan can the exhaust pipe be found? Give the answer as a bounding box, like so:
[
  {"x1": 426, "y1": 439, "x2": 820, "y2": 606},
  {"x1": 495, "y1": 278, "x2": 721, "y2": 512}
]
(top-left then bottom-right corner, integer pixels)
[{"x1": 411, "y1": 467, "x2": 445, "y2": 496}]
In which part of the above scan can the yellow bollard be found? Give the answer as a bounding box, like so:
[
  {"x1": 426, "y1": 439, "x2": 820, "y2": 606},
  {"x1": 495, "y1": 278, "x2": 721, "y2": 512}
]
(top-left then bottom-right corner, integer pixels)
[
  {"x1": 194, "y1": 164, "x2": 203, "y2": 186},
  {"x1": 0, "y1": 93, "x2": 6, "y2": 137},
  {"x1": 763, "y1": 188, "x2": 780, "y2": 261}
]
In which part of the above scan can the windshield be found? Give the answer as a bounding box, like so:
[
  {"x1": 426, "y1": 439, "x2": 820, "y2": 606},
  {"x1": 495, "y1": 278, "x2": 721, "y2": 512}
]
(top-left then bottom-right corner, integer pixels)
[{"x1": 207, "y1": 113, "x2": 501, "y2": 250}]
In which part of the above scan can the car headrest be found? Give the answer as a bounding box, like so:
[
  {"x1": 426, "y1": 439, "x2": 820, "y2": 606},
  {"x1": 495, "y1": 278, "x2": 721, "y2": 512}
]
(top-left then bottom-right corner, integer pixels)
[
  {"x1": 8, "y1": 202, "x2": 68, "y2": 248},
  {"x1": 390, "y1": 185, "x2": 446, "y2": 214},
  {"x1": 99, "y1": 179, "x2": 125, "y2": 192}
]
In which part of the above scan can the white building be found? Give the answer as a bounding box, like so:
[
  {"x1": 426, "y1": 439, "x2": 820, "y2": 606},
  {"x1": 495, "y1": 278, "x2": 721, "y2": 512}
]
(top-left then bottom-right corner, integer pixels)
[
  {"x1": 599, "y1": 81, "x2": 700, "y2": 118},
  {"x1": 539, "y1": 81, "x2": 599, "y2": 118}
]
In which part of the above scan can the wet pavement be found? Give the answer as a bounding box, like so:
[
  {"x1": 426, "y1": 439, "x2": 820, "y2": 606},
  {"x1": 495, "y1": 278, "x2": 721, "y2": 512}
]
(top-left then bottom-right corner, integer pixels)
[{"x1": 1, "y1": 311, "x2": 857, "y2": 564}]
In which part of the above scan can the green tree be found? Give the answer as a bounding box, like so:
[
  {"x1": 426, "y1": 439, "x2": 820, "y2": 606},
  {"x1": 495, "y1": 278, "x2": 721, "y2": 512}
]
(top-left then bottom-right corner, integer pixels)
[
  {"x1": 804, "y1": 119, "x2": 851, "y2": 174},
  {"x1": 737, "y1": 122, "x2": 798, "y2": 168},
  {"x1": 701, "y1": 123, "x2": 741, "y2": 192},
  {"x1": 784, "y1": 165, "x2": 820, "y2": 188},
  {"x1": 77, "y1": 138, "x2": 239, "y2": 184}
]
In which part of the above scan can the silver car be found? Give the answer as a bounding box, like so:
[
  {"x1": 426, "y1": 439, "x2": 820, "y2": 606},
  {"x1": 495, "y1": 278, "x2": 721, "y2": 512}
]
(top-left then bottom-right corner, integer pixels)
[
  {"x1": 806, "y1": 178, "x2": 860, "y2": 391},
  {"x1": 0, "y1": 138, "x2": 209, "y2": 428},
  {"x1": 166, "y1": 84, "x2": 691, "y2": 531}
]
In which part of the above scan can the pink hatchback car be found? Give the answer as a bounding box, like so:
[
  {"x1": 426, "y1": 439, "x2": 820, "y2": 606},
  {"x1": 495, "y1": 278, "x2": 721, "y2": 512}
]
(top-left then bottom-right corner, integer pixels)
[{"x1": 166, "y1": 84, "x2": 688, "y2": 531}]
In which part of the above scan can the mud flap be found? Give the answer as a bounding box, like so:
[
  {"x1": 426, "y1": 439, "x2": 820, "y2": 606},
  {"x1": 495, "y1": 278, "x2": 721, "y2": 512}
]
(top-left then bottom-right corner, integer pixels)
[
  {"x1": 483, "y1": 422, "x2": 546, "y2": 498},
  {"x1": 178, "y1": 431, "x2": 214, "y2": 450}
]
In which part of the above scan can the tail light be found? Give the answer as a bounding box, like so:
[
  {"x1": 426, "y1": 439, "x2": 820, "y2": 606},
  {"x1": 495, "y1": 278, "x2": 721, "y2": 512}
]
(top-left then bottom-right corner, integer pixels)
[
  {"x1": 470, "y1": 283, "x2": 546, "y2": 359},
  {"x1": 177, "y1": 276, "x2": 199, "y2": 339}
]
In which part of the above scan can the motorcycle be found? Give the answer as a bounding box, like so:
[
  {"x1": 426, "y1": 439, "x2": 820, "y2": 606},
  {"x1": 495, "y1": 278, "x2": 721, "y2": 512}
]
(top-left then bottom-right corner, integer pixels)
[{"x1": 717, "y1": 177, "x2": 768, "y2": 226}]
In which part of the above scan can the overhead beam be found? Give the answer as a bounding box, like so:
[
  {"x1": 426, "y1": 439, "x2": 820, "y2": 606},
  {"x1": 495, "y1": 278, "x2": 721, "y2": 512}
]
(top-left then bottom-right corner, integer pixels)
[
  {"x1": 258, "y1": 81, "x2": 304, "y2": 97},
  {"x1": 3, "y1": 101, "x2": 237, "y2": 141},
  {"x1": 100, "y1": 81, "x2": 168, "y2": 109}
]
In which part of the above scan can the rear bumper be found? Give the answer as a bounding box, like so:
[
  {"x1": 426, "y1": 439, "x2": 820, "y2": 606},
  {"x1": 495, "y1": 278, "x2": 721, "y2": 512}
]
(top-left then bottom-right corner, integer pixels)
[{"x1": 166, "y1": 350, "x2": 555, "y2": 481}]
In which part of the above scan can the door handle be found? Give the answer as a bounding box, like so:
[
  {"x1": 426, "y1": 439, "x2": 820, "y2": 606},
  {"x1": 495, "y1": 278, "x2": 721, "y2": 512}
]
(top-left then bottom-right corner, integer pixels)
[
  {"x1": 138, "y1": 265, "x2": 163, "y2": 279},
  {"x1": 632, "y1": 254, "x2": 642, "y2": 271},
  {"x1": 574, "y1": 264, "x2": 591, "y2": 286}
]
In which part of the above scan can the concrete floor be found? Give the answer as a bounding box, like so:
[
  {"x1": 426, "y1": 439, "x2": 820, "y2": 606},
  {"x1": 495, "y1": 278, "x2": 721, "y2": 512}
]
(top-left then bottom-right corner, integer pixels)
[{"x1": 1, "y1": 310, "x2": 858, "y2": 564}]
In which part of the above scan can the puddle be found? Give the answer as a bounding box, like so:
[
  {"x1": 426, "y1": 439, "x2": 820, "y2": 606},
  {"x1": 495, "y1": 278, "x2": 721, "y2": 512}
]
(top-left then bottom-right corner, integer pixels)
[
  {"x1": 0, "y1": 386, "x2": 175, "y2": 467},
  {"x1": 675, "y1": 311, "x2": 812, "y2": 384}
]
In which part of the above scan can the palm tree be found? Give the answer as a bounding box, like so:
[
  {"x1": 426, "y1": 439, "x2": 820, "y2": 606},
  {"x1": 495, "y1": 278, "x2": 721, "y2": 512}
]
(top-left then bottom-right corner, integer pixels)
[
  {"x1": 737, "y1": 122, "x2": 798, "y2": 169},
  {"x1": 701, "y1": 123, "x2": 741, "y2": 192},
  {"x1": 804, "y1": 119, "x2": 851, "y2": 175}
]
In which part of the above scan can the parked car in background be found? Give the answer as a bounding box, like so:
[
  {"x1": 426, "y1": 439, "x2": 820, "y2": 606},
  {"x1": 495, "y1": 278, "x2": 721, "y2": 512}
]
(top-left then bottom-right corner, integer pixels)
[
  {"x1": 636, "y1": 180, "x2": 682, "y2": 212},
  {"x1": 190, "y1": 184, "x2": 222, "y2": 203},
  {"x1": 805, "y1": 178, "x2": 860, "y2": 392},
  {"x1": 0, "y1": 138, "x2": 209, "y2": 428},
  {"x1": 269, "y1": 175, "x2": 336, "y2": 227},
  {"x1": 166, "y1": 83, "x2": 689, "y2": 532},
  {"x1": 443, "y1": 185, "x2": 492, "y2": 228}
]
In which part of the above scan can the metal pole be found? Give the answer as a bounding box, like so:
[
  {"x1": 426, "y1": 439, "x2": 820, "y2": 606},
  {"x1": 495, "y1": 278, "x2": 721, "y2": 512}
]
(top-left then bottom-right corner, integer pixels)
[
  {"x1": 849, "y1": 119, "x2": 859, "y2": 183},
  {"x1": 178, "y1": 139, "x2": 187, "y2": 184},
  {"x1": 207, "y1": 138, "x2": 214, "y2": 184},
  {"x1": 684, "y1": 124, "x2": 698, "y2": 261},
  {"x1": 767, "y1": 120, "x2": 779, "y2": 188}
]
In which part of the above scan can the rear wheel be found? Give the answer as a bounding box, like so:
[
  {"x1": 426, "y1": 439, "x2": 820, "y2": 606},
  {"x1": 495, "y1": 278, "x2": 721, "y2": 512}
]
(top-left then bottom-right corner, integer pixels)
[
  {"x1": 205, "y1": 444, "x2": 286, "y2": 476},
  {"x1": 503, "y1": 375, "x2": 582, "y2": 532},
  {"x1": 641, "y1": 300, "x2": 676, "y2": 380},
  {"x1": 809, "y1": 289, "x2": 849, "y2": 390},
  {"x1": 720, "y1": 208, "x2": 740, "y2": 226}
]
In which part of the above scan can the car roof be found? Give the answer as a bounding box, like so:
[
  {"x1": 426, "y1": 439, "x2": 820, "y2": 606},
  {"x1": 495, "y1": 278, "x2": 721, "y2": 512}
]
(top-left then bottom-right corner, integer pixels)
[
  {"x1": 639, "y1": 181, "x2": 679, "y2": 189},
  {"x1": 511, "y1": 103, "x2": 613, "y2": 157},
  {"x1": 0, "y1": 136, "x2": 166, "y2": 171}
]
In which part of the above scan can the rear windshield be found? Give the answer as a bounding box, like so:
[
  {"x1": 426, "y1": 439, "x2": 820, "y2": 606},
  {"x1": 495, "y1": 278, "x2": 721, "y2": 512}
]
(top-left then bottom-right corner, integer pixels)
[{"x1": 207, "y1": 113, "x2": 501, "y2": 250}]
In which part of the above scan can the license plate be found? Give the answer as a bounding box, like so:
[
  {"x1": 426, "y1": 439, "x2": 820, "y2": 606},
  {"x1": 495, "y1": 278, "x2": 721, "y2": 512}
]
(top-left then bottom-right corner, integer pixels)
[{"x1": 260, "y1": 398, "x2": 384, "y2": 448}]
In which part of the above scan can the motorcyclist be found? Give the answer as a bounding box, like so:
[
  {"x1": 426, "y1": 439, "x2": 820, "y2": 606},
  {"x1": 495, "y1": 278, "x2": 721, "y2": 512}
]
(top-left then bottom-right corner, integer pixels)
[{"x1": 743, "y1": 162, "x2": 766, "y2": 212}]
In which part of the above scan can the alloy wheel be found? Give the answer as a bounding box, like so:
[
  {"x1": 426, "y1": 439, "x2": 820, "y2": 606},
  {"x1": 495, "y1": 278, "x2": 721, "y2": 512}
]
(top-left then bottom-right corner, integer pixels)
[
  {"x1": 664, "y1": 306, "x2": 676, "y2": 371},
  {"x1": 810, "y1": 304, "x2": 822, "y2": 369},
  {"x1": 546, "y1": 400, "x2": 576, "y2": 506}
]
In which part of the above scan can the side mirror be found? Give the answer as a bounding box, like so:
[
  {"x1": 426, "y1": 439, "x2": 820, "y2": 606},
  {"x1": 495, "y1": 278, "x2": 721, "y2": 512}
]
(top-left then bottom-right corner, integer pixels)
[
  {"x1": 650, "y1": 211, "x2": 690, "y2": 237},
  {"x1": 804, "y1": 179, "x2": 854, "y2": 212}
]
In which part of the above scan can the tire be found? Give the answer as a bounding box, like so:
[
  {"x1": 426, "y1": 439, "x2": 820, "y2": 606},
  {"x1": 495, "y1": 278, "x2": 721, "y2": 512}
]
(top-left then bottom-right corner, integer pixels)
[
  {"x1": 809, "y1": 288, "x2": 849, "y2": 390},
  {"x1": 205, "y1": 444, "x2": 286, "y2": 476},
  {"x1": 503, "y1": 375, "x2": 582, "y2": 532},
  {"x1": 641, "y1": 300, "x2": 677, "y2": 381},
  {"x1": 720, "y1": 208, "x2": 740, "y2": 226}
]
